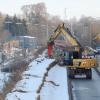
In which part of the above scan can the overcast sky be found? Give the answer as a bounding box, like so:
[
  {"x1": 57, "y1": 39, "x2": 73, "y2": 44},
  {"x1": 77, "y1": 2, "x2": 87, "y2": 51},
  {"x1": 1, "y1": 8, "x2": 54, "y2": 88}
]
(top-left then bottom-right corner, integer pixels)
[{"x1": 0, "y1": 0, "x2": 100, "y2": 19}]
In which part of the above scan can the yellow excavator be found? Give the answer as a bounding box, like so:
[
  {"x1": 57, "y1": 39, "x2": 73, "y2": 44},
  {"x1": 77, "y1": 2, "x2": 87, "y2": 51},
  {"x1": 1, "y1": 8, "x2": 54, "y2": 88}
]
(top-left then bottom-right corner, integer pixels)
[
  {"x1": 47, "y1": 23, "x2": 98, "y2": 79},
  {"x1": 94, "y1": 34, "x2": 100, "y2": 54},
  {"x1": 94, "y1": 34, "x2": 100, "y2": 41}
]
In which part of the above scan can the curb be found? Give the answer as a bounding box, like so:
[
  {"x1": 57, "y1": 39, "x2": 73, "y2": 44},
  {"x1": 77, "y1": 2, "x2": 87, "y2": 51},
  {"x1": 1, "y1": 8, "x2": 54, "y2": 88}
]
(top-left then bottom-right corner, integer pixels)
[
  {"x1": 37, "y1": 60, "x2": 57, "y2": 100},
  {"x1": 66, "y1": 68, "x2": 73, "y2": 100}
]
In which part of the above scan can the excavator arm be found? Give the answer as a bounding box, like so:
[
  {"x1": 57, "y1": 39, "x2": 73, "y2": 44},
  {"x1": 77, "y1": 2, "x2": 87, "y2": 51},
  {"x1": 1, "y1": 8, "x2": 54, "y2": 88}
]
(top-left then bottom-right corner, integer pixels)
[
  {"x1": 48, "y1": 23, "x2": 64, "y2": 47},
  {"x1": 47, "y1": 23, "x2": 82, "y2": 57},
  {"x1": 60, "y1": 26, "x2": 81, "y2": 47},
  {"x1": 47, "y1": 23, "x2": 63, "y2": 57},
  {"x1": 48, "y1": 23, "x2": 79, "y2": 46}
]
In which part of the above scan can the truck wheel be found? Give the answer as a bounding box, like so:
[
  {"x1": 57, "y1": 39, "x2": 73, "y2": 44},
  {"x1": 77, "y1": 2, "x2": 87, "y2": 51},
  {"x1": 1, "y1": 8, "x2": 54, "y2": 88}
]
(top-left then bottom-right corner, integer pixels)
[{"x1": 86, "y1": 69, "x2": 92, "y2": 79}]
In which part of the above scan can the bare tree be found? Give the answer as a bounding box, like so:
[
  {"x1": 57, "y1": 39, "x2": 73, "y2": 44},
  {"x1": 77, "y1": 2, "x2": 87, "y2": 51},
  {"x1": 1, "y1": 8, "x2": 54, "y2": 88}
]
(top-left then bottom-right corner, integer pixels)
[{"x1": 21, "y1": 3, "x2": 48, "y2": 45}]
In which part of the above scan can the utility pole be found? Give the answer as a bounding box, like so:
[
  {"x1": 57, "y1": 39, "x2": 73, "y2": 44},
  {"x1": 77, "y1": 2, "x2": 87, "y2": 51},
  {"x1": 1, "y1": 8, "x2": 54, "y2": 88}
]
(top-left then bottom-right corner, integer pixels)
[
  {"x1": 68, "y1": 9, "x2": 73, "y2": 33},
  {"x1": 64, "y1": 8, "x2": 67, "y2": 21}
]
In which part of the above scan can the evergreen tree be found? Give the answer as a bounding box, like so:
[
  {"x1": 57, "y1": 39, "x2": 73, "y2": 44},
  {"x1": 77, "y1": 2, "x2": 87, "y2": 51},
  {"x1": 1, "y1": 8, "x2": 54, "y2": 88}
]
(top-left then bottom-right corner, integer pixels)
[
  {"x1": 4, "y1": 15, "x2": 12, "y2": 33},
  {"x1": 4, "y1": 15, "x2": 28, "y2": 37}
]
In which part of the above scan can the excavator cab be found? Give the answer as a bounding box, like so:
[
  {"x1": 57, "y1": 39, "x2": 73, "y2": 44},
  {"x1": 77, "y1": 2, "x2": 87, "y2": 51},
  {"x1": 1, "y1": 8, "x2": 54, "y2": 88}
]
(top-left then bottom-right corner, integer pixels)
[{"x1": 63, "y1": 51, "x2": 73, "y2": 65}]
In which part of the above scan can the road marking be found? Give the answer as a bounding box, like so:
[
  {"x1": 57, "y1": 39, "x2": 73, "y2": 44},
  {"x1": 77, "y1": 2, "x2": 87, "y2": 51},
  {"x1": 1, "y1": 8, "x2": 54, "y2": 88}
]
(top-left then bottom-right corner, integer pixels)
[{"x1": 73, "y1": 87, "x2": 89, "y2": 91}]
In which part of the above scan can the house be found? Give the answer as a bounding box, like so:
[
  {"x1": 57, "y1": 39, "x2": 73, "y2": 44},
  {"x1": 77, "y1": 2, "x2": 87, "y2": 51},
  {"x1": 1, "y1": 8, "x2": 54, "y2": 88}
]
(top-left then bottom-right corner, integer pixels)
[{"x1": 17, "y1": 36, "x2": 38, "y2": 49}]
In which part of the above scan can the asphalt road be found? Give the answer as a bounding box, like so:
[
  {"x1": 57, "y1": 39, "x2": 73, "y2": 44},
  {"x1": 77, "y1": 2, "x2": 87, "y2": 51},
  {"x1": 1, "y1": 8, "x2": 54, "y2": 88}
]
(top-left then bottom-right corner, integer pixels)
[{"x1": 72, "y1": 69, "x2": 100, "y2": 100}]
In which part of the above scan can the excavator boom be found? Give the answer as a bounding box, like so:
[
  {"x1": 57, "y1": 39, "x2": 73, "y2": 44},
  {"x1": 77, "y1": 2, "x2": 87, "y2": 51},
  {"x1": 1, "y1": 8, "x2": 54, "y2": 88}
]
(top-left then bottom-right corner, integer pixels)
[{"x1": 47, "y1": 23, "x2": 82, "y2": 57}]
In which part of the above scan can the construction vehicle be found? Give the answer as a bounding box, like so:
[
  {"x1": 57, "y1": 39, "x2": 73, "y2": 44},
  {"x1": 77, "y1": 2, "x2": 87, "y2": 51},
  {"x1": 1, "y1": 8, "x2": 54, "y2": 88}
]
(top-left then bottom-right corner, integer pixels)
[
  {"x1": 47, "y1": 23, "x2": 98, "y2": 79},
  {"x1": 94, "y1": 34, "x2": 100, "y2": 54}
]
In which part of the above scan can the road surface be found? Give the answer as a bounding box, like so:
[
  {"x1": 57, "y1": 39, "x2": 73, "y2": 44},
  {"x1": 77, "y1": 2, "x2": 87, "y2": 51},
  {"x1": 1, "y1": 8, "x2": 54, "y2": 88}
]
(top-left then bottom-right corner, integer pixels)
[{"x1": 72, "y1": 69, "x2": 100, "y2": 100}]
